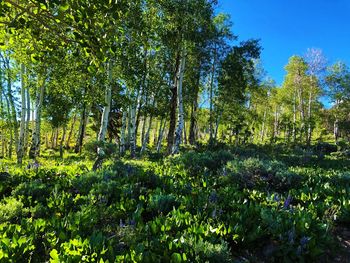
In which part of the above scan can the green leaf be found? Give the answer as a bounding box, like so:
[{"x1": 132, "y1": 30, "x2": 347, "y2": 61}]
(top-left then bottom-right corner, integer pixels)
[
  {"x1": 171, "y1": 253, "x2": 182, "y2": 263},
  {"x1": 59, "y1": 3, "x2": 70, "y2": 12},
  {"x1": 50, "y1": 249, "x2": 59, "y2": 263}
]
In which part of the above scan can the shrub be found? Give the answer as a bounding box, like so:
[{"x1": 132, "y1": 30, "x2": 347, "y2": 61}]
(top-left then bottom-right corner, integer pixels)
[{"x1": 0, "y1": 197, "x2": 25, "y2": 223}]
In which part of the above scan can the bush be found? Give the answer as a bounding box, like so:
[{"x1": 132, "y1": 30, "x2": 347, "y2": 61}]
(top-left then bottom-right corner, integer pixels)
[
  {"x1": 226, "y1": 158, "x2": 302, "y2": 192},
  {"x1": 0, "y1": 197, "x2": 25, "y2": 223}
]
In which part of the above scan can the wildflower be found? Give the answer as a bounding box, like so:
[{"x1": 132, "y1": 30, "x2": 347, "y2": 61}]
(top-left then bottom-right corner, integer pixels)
[
  {"x1": 300, "y1": 236, "x2": 311, "y2": 248},
  {"x1": 129, "y1": 219, "x2": 136, "y2": 227},
  {"x1": 222, "y1": 167, "x2": 228, "y2": 176},
  {"x1": 273, "y1": 194, "x2": 280, "y2": 202},
  {"x1": 209, "y1": 192, "x2": 218, "y2": 203},
  {"x1": 287, "y1": 229, "x2": 295, "y2": 244},
  {"x1": 283, "y1": 195, "x2": 292, "y2": 209},
  {"x1": 211, "y1": 208, "x2": 217, "y2": 218},
  {"x1": 119, "y1": 219, "x2": 125, "y2": 228}
]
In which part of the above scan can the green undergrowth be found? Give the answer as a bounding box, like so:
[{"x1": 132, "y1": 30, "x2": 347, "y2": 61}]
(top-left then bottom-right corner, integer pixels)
[{"x1": 0, "y1": 147, "x2": 349, "y2": 262}]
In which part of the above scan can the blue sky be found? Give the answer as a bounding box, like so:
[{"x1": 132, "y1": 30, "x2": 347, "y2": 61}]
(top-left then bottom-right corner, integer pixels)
[{"x1": 218, "y1": 0, "x2": 350, "y2": 86}]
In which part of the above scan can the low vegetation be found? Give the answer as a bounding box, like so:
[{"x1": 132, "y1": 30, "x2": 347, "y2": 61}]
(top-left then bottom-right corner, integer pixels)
[{"x1": 1, "y1": 145, "x2": 349, "y2": 262}]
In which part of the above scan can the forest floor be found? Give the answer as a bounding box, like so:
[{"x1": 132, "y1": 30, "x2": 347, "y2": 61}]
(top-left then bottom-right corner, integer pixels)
[{"x1": 1, "y1": 144, "x2": 350, "y2": 262}]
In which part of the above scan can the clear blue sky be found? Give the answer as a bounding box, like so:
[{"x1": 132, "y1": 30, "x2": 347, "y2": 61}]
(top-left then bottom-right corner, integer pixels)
[{"x1": 218, "y1": 0, "x2": 350, "y2": 85}]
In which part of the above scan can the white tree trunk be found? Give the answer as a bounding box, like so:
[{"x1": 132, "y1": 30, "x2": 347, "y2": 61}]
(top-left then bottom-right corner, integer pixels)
[
  {"x1": 98, "y1": 61, "x2": 113, "y2": 142},
  {"x1": 29, "y1": 74, "x2": 45, "y2": 159},
  {"x1": 157, "y1": 119, "x2": 166, "y2": 153},
  {"x1": 141, "y1": 98, "x2": 155, "y2": 154},
  {"x1": 17, "y1": 64, "x2": 26, "y2": 164},
  {"x1": 129, "y1": 102, "x2": 137, "y2": 158},
  {"x1": 172, "y1": 49, "x2": 186, "y2": 155},
  {"x1": 24, "y1": 84, "x2": 30, "y2": 151}
]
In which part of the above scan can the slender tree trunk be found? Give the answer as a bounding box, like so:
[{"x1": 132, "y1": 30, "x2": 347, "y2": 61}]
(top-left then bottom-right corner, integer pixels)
[
  {"x1": 74, "y1": 105, "x2": 86, "y2": 154},
  {"x1": 60, "y1": 126, "x2": 67, "y2": 158},
  {"x1": 129, "y1": 100, "x2": 137, "y2": 158},
  {"x1": 120, "y1": 108, "x2": 127, "y2": 155},
  {"x1": 98, "y1": 62, "x2": 113, "y2": 142},
  {"x1": 183, "y1": 119, "x2": 187, "y2": 145},
  {"x1": 214, "y1": 112, "x2": 222, "y2": 141},
  {"x1": 65, "y1": 112, "x2": 77, "y2": 149},
  {"x1": 24, "y1": 83, "x2": 30, "y2": 152},
  {"x1": 334, "y1": 119, "x2": 339, "y2": 143},
  {"x1": 17, "y1": 64, "x2": 26, "y2": 165},
  {"x1": 334, "y1": 100, "x2": 340, "y2": 143},
  {"x1": 53, "y1": 128, "x2": 59, "y2": 149},
  {"x1": 29, "y1": 74, "x2": 45, "y2": 159},
  {"x1": 189, "y1": 93, "x2": 198, "y2": 145},
  {"x1": 135, "y1": 50, "x2": 148, "y2": 141},
  {"x1": 153, "y1": 119, "x2": 159, "y2": 146},
  {"x1": 167, "y1": 52, "x2": 181, "y2": 154},
  {"x1": 141, "y1": 113, "x2": 154, "y2": 154},
  {"x1": 297, "y1": 81, "x2": 306, "y2": 142},
  {"x1": 273, "y1": 105, "x2": 279, "y2": 142},
  {"x1": 157, "y1": 119, "x2": 166, "y2": 153},
  {"x1": 93, "y1": 61, "x2": 113, "y2": 171},
  {"x1": 307, "y1": 88, "x2": 313, "y2": 145},
  {"x1": 141, "y1": 115, "x2": 147, "y2": 146},
  {"x1": 172, "y1": 49, "x2": 186, "y2": 155},
  {"x1": 209, "y1": 47, "x2": 217, "y2": 142},
  {"x1": 7, "y1": 68, "x2": 18, "y2": 159}
]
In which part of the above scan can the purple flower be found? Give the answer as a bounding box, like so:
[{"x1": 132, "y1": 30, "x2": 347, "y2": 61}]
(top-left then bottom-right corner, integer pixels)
[
  {"x1": 273, "y1": 194, "x2": 280, "y2": 202},
  {"x1": 283, "y1": 195, "x2": 292, "y2": 209},
  {"x1": 209, "y1": 192, "x2": 218, "y2": 203},
  {"x1": 222, "y1": 167, "x2": 228, "y2": 176},
  {"x1": 119, "y1": 219, "x2": 125, "y2": 228},
  {"x1": 287, "y1": 229, "x2": 295, "y2": 244},
  {"x1": 300, "y1": 236, "x2": 311, "y2": 247},
  {"x1": 211, "y1": 208, "x2": 217, "y2": 218}
]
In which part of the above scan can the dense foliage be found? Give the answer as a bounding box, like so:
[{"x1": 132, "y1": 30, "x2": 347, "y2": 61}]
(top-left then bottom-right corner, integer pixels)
[
  {"x1": 1, "y1": 1, "x2": 350, "y2": 262},
  {"x1": 1, "y1": 145, "x2": 350, "y2": 262}
]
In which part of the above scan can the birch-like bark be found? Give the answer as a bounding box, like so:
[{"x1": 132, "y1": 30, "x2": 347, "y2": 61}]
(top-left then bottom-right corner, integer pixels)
[
  {"x1": 141, "y1": 97, "x2": 155, "y2": 154},
  {"x1": 29, "y1": 74, "x2": 45, "y2": 159},
  {"x1": 214, "y1": 112, "x2": 222, "y2": 141},
  {"x1": 141, "y1": 115, "x2": 153, "y2": 154},
  {"x1": 24, "y1": 83, "x2": 30, "y2": 151},
  {"x1": 306, "y1": 78, "x2": 314, "y2": 145},
  {"x1": 167, "y1": 52, "x2": 180, "y2": 154},
  {"x1": 129, "y1": 102, "x2": 137, "y2": 158},
  {"x1": 153, "y1": 119, "x2": 159, "y2": 146},
  {"x1": 98, "y1": 61, "x2": 113, "y2": 142},
  {"x1": 93, "y1": 62, "x2": 113, "y2": 171},
  {"x1": 157, "y1": 119, "x2": 166, "y2": 153},
  {"x1": 141, "y1": 115, "x2": 147, "y2": 146},
  {"x1": 17, "y1": 64, "x2": 26, "y2": 165},
  {"x1": 172, "y1": 49, "x2": 186, "y2": 155},
  {"x1": 6, "y1": 68, "x2": 18, "y2": 159}
]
